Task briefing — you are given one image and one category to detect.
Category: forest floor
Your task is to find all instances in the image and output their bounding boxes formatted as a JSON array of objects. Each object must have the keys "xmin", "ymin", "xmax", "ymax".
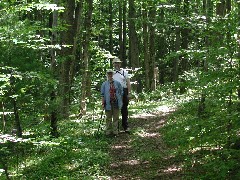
[{"xmin": 105, "ymin": 105, "xmax": 184, "ymax": 180}]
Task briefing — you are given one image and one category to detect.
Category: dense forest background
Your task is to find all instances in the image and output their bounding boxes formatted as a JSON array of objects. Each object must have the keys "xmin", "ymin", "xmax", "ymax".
[{"xmin": 0, "ymin": 0, "xmax": 239, "ymax": 179}]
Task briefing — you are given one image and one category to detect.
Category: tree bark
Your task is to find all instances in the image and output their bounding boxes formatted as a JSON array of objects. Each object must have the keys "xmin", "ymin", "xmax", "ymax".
[
  {"xmin": 198, "ymin": 0, "xmax": 212, "ymax": 117},
  {"xmin": 13, "ymin": 99, "xmax": 22, "ymax": 137},
  {"xmin": 59, "ymin": 0, "xmax": 75, "ymax": 119},
  {"xmin": 148, "ymin": 5, "xmax": 156, "ymax": 90},
  {"xmin": 142, "ymin": 3, "xmax": 150, "ymax": 90},
  {"xmin": 80, "ymin": 0, "xmax": 93, "ymax": 115},
  {"xmin": 237, "ymin": 1, "xmax": 240, "ymax": 106},
  {"xmin": 158, "ymin": 9, "xmax": 166, "ymax": 84},
  {"xmin": 128, "ymin": 0, "xmax": 139, "ymax": 68},
  {"xmin": 70, "ymin": 0, "xmax": 84, "ymax": 84},
  {"xmin": 109, "ymin": 0, "xmax": 113, "ymax": 54},
  {"xmin": 216, "ymin": 0, "xmax": 225, "ymax": 16},
  {"xmin": 118, "ymin": 0, "xmax": 124, "ymax": 63},
  {"xmin": 173, "ymin": 0, "xmax": 181, "ymax": 85},
  {"xmin": 180, "ymin": 0, "xmax": 189, "ymax": 93},
  {"xmin": 49, "ymin": 0, "xmax": 59, "ymax": 137},
  {"xmin": 122, "ymin": 0, "xmax": 127, "ymax": 67}
]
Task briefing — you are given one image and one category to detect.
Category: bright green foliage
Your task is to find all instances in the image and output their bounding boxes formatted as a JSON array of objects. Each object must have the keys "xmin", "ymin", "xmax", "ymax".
[
  {"xmin": 0, "ymin": 0, "xmax": 240, "ymax": 179},
  {"xmin": 161, "ymin": 94, "xmax": 240, "ymax": 179},
  {"xmin": 0, "ymin": 115, "xmax": 111, "ymax": 179}
]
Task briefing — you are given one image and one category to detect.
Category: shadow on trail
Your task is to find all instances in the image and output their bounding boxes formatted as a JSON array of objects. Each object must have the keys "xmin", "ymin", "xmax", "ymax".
[{"xmin": 106, "ymin": 107, "xmax": 184, "ymax": 180}]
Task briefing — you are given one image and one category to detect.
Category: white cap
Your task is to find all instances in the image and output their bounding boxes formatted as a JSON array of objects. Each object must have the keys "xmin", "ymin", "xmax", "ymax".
[
  {"xmin": 106, "ymin": 69, "xmax": 114, "ymax": 73},
  {"xmin": 112, "ymin": 58, "xmax": 122, "ymax": 63}
]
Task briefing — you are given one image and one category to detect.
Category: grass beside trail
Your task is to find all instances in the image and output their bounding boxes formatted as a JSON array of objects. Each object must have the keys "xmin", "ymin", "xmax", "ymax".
[
  {"xmin": 4, "ymin": 95, "xmax": 238, "ymax": 179},
  {"xmin": 2, "ymin": 99, "xmax": 181, "ymax": 179}
]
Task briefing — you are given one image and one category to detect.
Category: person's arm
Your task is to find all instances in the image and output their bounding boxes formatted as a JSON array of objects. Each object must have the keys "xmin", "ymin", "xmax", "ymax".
[
  {"xmin": 127, "ymin": 78, "xmax": 131, "ymax": 95},
  {"xmin": 102, "ymin": 97, "xmax": 105, "ymax": 109},
  {"xmin": 124, "ymin": 70, "xmax": 131, "ymax": 95},
  {"xmin": 101, "ymin": 82, "xmax": 105, "ymax": 109}
]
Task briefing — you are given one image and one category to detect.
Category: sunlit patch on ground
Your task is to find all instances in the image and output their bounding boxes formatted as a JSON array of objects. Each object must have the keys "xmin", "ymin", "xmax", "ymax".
[
  {"xmin": 111, "ymin": 145, "xmax": 131, "ymax": 150},
  {"xmin": 156, "ymin": 105, "xmax": 173, "ymax": 113},
  {"xmin": 136, "ymin": 131, "xmax": 159, "ymax": 138},
  {"xmin": 131, "ymin": 105, "xmax": 176, "ymax": 119},
  {"xmin": 131, "ymin": 113, "xmax": 156, "ymax": 119},
  {"xmin": 162, "ymin": 165, "xmax": 182, "ymax": 174},
  {"xmin": 110, "ymin": 159, "xmax": 141, "ymax": 168}
]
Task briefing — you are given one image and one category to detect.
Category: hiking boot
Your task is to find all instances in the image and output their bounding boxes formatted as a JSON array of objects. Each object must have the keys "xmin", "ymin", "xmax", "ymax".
[{"xmin": 124, "ymin": 127, "xmax": 130, "ymax": 133}]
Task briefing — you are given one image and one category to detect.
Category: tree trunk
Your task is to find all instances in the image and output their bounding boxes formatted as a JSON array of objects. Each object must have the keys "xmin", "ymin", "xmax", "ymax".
[
  {"xmin": 1, "ymin": 102, "xmax": 6, "ymax": 133},
  {"xmin": 71, "ymin": 0, "xmax": 84, "ymax": 86},
  {"xmin": 118, "ymin": 0, "xmax": 124, "ymax": 64},
  {"xmin": 142, "ymin": 4, "xmax": 150, "ymax": 90},
  {"xmin": 0, "ymin": 158, "xmax": 10, "ymax": 180},
  {"xmin": 173, "ymin": 0, "xmax": 181, "ymax": 85},
  {"xmin": 158, "ymin": 9, "xmax": 166, "ymax": 84},
  {"xmin": 59, "ymin": 0, "xmax": 75, "ymax": 119},
  {"xmin": 148, "ymin": 5, "xmax": 156, "ymax": 91},
  {"xmin": 198, "ymin": 0, "xmax": 212, "ymax": 118},
  {"xmin": 13, "ymin": 99, "xmax": 22, "ymax": 137},
  {"xmin": 237, "ymin": 1, "xmax": 240, "ymax": 108},
  {"xmin": 216, "ymin": 0, "xmax": 225, "ymax": 16},
  {"xmin": 49, "ymin": 0, "xmax": 59, "ymax": 137},
  {"xmin": 10, "ymin": 75, "xmax": 22, "ymax": 137},
  {"xmin": 128, "ymin": 0, "xmax": 139, "ymax": 68},
  {"xmin": 80, "ymin": 0, "xmax": 93, "ymax": 116},
  {"xmin": 128, "ymin": 0, "xmax": 140, "ymax": 91},
  {"xmin": 109, "ymin": 0, "xmax": 113, "ymax": 54},
  {"xmin": 226, "ymin": 0, "xmax": 231, "ymax": 13},
  {"xmin": 122, "ymin": 0, "xmax": 127, "ymax": 67},
  {"xmin": 180, "ymin": 0, "xmax": 189, "ymax": 94},
  {"xmin": 173, "ymin": 27, "xmax": 180, "ymax": 83}
]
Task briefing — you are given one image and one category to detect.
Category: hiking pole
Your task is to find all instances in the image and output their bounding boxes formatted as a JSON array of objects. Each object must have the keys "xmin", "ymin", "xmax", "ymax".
[{"xmin": 97, "ymin": 109, "xmax": 104, "ymax": 135}]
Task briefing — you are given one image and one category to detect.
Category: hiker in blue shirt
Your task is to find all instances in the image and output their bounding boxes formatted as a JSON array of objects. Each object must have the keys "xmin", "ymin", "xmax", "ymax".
[{"xmin": 101, "ymin": 69, "xmax": 123, "ymax": 137}]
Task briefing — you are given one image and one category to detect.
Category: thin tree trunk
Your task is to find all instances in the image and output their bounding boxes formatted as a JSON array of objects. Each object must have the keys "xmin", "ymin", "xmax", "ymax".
[
  {"xmin": 59, "ymin": 0, "xmax": 75, "ymax": 119},
  {"xmin": 9, "ymin": 74, "xmax": 22, "ymax": 137},
  {"xmin": 128, "ymin": 0, "xmax": 139, "ymax": 67},
  {"xmin": 13, "ymin": 99, "xmax": 22, "ymax": 137},
  {"xmin": 49, "ymin": 0, "xmax": 59, "ymax": 137},
  {"xmin": 118, "ymin": 0, "xmax": 124, "ymax": 62},
  {"xmin": 198, "ymin": 0, "xmax": 212, "ymax": 119},
  {"xmin": 70, "ymin": 0, "xmax": 84, "ymax": 87},
  {"xmin": 0, "ymin": 158, "xmax": 10, "ymax": 180},
  {"xmin": 216, "ymin": 0, "xmax": 226, "ymax": 16},
  {"xmin": 226, "ymin": 0, "xmax": 231, "ymax": 13},
  {"xmin": 158, "ymin": 9, "xmax": 166, "ymax": 84},
  {"xmin": 173, "ymin": 0, "xmax": 181, "ymax": 85},
  {"xmin": 80, "ymin": 0, "xmax": 93, "ymax": 115},
  {"xmin": 173, "ymin": 27, "xmax": 180, "ymax": 83},
  {"xmin": 180, "ymin": 0, "xmax": 189, "ymax": 94},
  {"xmin": 142, "ymin": 4, "xmax": 150, "ymax": 90},
  {"xmin": 122, "ymin": 0, "xmax": 127, "ymax": 67},
  {"xmin": 1, "ymin": 101, "xmax": 6, "ymax": 133},
  {"xmin": 237, "ymin": 1, "xmax": 240, "ymax": 109},
  {"xmin": 109, "ymin": 0, "xmax": 113, "ymax": 54},
  {"xmin": 149, "ymin": 5, "xmax": 156, "ymax": 91}
]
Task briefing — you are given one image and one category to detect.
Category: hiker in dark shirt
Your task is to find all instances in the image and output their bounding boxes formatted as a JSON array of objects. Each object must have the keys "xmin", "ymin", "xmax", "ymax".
[{"xmin": 112, "ymin": 57, "xmax": 131, "ymax": 133}]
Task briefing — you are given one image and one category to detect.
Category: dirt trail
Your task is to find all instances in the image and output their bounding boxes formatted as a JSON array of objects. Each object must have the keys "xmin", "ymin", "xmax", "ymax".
[{"xmin": 106, "ymin": 106, "xmax": 183, "ymax": 179}]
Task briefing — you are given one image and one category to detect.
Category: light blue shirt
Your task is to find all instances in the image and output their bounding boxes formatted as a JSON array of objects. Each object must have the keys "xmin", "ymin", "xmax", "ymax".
[{"xmin": 101, "ymin": 80, "xmax": 123, "ymax": 110}]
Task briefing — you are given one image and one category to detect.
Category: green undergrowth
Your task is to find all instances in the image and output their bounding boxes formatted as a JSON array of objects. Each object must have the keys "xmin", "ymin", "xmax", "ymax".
[
  {"xmin": 0, "ymin": 114, "xmax": 114, "ymax": 179},
  {"xmin": 1, "ymin": 89, "xmax": 239, "ymax": 179},
  {"xmin": 161, "ymin": 98, "xmax": 240, "ymax": 179}
]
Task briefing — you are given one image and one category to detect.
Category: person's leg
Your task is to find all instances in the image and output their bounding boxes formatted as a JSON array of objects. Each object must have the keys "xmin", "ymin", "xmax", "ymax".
[
  {"xmin": 105, "ymin": 110, "xmax": 113, "ymax": 135},
  {"xmin": 121, "ymin": 88, "xmax": 129, "ymax": 131},
  {"xmin": 112, "ymin": 108, "xmax": 119, "ymax": 135}
]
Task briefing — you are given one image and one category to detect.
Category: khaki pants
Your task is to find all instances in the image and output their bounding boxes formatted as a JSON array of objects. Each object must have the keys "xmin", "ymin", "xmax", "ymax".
[{"xmin": 105, "ymin": 106, "xmax": 119, "ymax": 135}]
